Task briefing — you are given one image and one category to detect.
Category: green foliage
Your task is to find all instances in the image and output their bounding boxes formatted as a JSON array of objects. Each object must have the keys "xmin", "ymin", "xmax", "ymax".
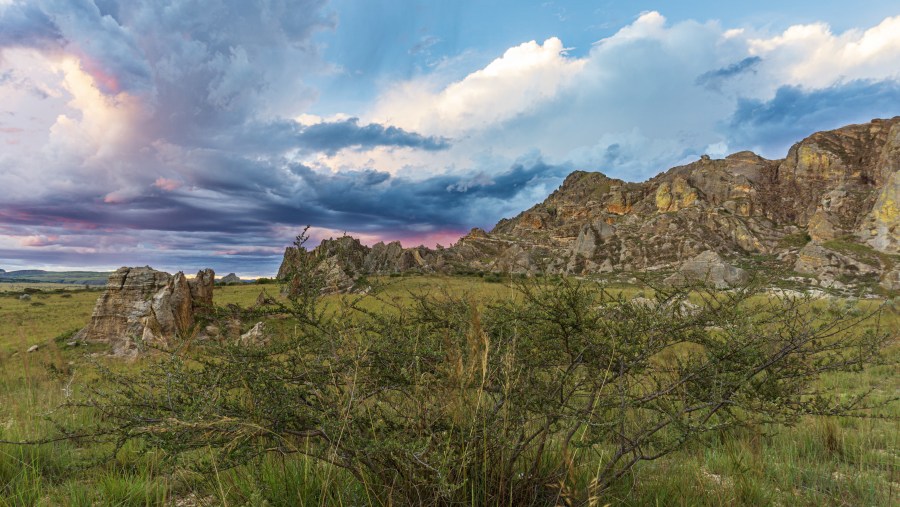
[
  {"xmin": 483, "ymin": 272, "xmax": 504, "ymax": 283},
  {"xmin": 47, "ymin": 235, "xmax": 895, "ymax": 505},
  {"xmin": 778, "ymin": 231, "xmax": 812, "ymax": 249},
  {"xmin": 824, "ymin": 238, "xmax": 899, "ymax": 270}
]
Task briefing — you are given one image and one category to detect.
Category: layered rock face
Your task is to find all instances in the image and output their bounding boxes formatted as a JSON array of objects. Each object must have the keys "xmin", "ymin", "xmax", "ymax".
[
  {"xmin": 75, "ymin": 266, "xmax": 215, "ymax": 353},
  {"xmin": 280, "ymin": 118, "xmax": 900, "ymax": 293}
]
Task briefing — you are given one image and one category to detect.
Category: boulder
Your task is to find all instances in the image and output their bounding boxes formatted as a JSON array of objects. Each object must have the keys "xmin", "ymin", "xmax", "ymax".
[
  {"xmin": 239, "ymin": 322, "xmax": 268, "ymax": 346},
  {"xmin": 880, "ymin": 267, "xmax": 900, "ymax": 292},
  {"xmin": 794, "ymin": 243, "xmax": 879, "ymax": 281},
  {"xmin": 74, "ymin": 266, "xmax": 215, "ymax": 355},
  {"xmin": 254, "ymin": 289, "xmax": 275, "ymax": 307},
  {"xmin": 572, "ymin": 225, "xmax": 597, "ymax": 257},
  {"xmin": 665, "ymin": 251, "xmax": 748, "ymax": 288},
  {"xmin": 655, "ymin": 176, "xmax": 699, "ymax": 213}
]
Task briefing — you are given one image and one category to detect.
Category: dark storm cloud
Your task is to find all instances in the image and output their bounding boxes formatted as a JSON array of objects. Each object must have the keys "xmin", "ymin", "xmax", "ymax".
[
  {"xmin": 727, "ymin": 79, "xmax": 900, "ymax": 155},
  {"xmin": 695, "ymin": 56, "xmax": 761, "ymax": 90},
  {"xmin": 231, "ymin": 118, "xmax": 450, "ymax": 155},
  {"xmin": 1, "ymin": 155, "xmax": 569, "ymax": 273},
  {"xmin": 294, "ymin": 118, "xmax": 450, "ymax": 154},
  {"xmin": 280, "ymin": 159, "xmax": 568, "ymax": 231},
  {"xmin": 3, "ymin": 159, "xmax": 567, "ymax": 238}
]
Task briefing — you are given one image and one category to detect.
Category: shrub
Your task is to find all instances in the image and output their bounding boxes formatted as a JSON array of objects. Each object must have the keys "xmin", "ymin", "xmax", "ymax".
[
  {"xmin": 483, "ymin": 272, "xmax": 503, "ymax": 283},
  {"xmin": 43, "ymin": 231, "xmax": 896, "ymax": 505}
]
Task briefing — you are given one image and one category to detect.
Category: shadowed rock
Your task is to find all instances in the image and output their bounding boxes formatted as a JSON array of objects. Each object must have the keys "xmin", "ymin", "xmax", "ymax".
[{"xmin": 664, "ymin": 251, "xmax": 748, "ymax": 288}]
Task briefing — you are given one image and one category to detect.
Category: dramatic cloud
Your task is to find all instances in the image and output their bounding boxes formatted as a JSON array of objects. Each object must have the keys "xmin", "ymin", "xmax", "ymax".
[
  {"xmin": 0, "ymin": 158, "xmax": 565, "ymax": 275},
  {"xmin": 359, "ymin": 11, "xmax": 900, "ymax": 182},
  {"xmin": 0, "ymin": 2, "xmax": 63, "ymax": 50},
  {"xmin": 745, "ymin": 15, "xmax": 900, "ymax": 88},
  {"xmin": 228, "ymin": 118, "xmax": 450, "ymax": 156},
  {"xmin": 372, "ymin": 36, "xmax": 586, "ymax": 135},
  {"xmin": 2, "ymin": 3, "xmax": 900, "ymax": 275}
]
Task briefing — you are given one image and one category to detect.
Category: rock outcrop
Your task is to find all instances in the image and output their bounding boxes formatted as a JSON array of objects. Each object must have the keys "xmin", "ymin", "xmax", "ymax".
[
  {"xmin": 220, "ymin": 273, "xmax": 242, "ymax": 285},
  {"xmin": 75, "ymin": 266, "xmax": 215, "ymax": 354},
  {"xmin": 277, "ymin": 235, "xmax": 447, "ymax": 294},
  {"xmin": 279, "ymin": 118, "xmax": 900, "ymax": 294},
  {"xmin": 239, "ymin": 322, "xmax": 268, "ymax": 346},
  {"xmin": 664, "ymin": 251, "xmax": 749, "ymax": 288}
]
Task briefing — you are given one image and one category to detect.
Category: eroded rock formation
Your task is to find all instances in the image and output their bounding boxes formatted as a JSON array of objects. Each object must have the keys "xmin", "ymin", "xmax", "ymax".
[
  {"xmin": 75, "ymin": 266, "xmax": 215, "ymax": 354},
  {"xmin": 279, "ymin": 118, "xmax": 900, "ymax": 294}
]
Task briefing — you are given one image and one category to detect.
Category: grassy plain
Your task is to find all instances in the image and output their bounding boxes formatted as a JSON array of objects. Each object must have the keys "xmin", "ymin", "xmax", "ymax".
[{"xmin": 0, "ymin": 277, "xmax": 896, "ymax": 506}]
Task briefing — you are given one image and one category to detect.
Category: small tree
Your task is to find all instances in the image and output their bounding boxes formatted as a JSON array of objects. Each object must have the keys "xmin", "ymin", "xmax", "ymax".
[{"xmin": 45, "ymin": 233, "xmax": 897, "ymax": 504}]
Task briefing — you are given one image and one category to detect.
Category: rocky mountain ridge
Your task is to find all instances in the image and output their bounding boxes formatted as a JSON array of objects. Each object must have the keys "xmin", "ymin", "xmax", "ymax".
[{"xmin": 280, "ymin": 118, "xmax": 900, "ymax": 293}]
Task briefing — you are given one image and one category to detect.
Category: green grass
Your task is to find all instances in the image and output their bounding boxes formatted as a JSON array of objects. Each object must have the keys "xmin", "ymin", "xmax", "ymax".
[
  {"xmin": 0, "ymin": 278, "xmax": 896, "ymax": 505},
  {"xmin": 823, "ymin": 238, "xmax": 900, "ymax": 270},
  {"xmin": 0, "ymin": 271, "xmax": 111, "ymax": 286},
  {"xmin": 778, "ymin": 231, "xmax": 812, "ymax": 249}
]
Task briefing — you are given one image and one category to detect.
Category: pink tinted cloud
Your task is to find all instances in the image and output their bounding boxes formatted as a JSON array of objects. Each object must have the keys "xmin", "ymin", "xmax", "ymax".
[
  {"xmin": 380, "ymin": 229, "xmax": 468, "ymax": 249},
  {"xmin": 214, "ymin": 246, "xmax": 286, "ymax": 256},
  {"xmin": 77, "ymin": 57, "xmax": 122, "ymax": 95},
  {"xmin": 272, "ymin": 226, "xmax": 468, "ymax": 250},
  {"xmin": 20, "ymin": 235, "xmax": 60, "ymax": 247},
  {"xmin": 0, "ymin": 209, "xmax": 102, "ymax": 231},
  {"xmin": 154, "ymin": 177, "xmax": 182, "ymax": 192}
]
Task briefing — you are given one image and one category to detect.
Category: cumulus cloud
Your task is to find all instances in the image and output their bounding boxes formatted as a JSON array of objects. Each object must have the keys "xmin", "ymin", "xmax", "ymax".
[
  {"xmin": 0, "ymin": 1, "xmax": 445, "ymax": 199},
  {"xmin": 0, "ymin": 2, "xmax": 63, "ymax": 50},
  {"xmin": 371, "ymin": 37, "xmax": 586, "ymax": 135},
  {"xmin": 746, "ymin": 16, "xmax": 900, "ymax": 88},
  {"xmin": 361, "ymin": 11, "xmax": 900, "ymax": 180}
]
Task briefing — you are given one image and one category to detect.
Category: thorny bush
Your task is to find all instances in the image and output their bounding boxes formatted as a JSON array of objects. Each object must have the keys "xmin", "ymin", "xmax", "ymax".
[{"xmin": 47, "ymin": 231, "xmax": 897, "ymax": 505}]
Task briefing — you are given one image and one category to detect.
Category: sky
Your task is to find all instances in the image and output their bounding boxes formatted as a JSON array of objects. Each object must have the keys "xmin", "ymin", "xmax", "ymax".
[{"xmin": 1, "ymin": 1, "xmax": 899, "ymax": 277}]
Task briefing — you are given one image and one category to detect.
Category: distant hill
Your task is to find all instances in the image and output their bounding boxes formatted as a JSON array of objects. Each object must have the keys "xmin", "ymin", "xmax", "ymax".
[{"xmin": 0, "ymin": 270, "xmax": 111, "ymax": 285}]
